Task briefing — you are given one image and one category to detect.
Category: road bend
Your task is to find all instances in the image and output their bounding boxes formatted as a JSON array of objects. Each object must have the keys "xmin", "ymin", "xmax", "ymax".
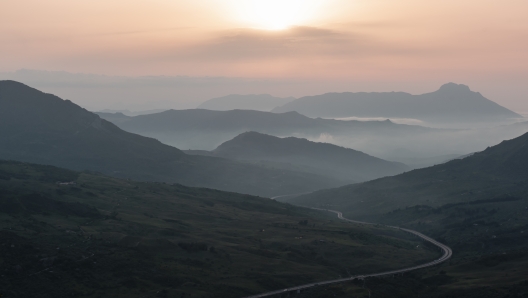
[{"xmin": 242, "ymin": 208, "xmax": 452, "ymax": 298}]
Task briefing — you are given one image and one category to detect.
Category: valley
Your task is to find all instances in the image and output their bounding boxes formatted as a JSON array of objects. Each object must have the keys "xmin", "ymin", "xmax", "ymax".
[{"xmin": 0, "ymin": 160, "xmax": 438, "ymax": 298}]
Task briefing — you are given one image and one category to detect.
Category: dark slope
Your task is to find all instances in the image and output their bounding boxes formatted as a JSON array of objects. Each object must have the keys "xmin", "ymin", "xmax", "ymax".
[
  {"xmin": 197, "ymin": 94, "xmax": 293, "ymax": 111},
  {"xmin": 286, "ymin": 132, "xmax": 528, "ymax": 270},
  {"xmin": 209, "ymin": 132, "xmax": 409, "ymax": 182},
  {"xmin": 273, "ymin": 83, "xmax": 522, "ymax": 123},
  {"xmin": 0, "ymin": 160, "xmax": 437, "ymax": 297},
  {"xmin": 289, "ymin": 131, "xmax": 528, "ymax": 219},
  {"xmin": 100, "ymin": 108, "xmax": 436, "ymax": 150},
  {"xmin": 0, "ymin": 80, "xmax": 342, "ymax": 196}
]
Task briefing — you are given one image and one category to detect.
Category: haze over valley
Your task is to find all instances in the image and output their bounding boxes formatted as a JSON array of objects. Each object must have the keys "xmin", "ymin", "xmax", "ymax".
[{"xmin": 2, "ymin": 1, "xmax": 528, "ymax": 297}]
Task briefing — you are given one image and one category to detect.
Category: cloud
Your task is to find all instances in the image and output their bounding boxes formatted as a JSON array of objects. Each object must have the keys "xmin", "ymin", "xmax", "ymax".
[
  {"xmin": 167, "ymin": 26, "xmax": 373, "ymax": 61},
  {"xmin": 155, "ymin": 25, "xmax": 445, "ymax": 67}
]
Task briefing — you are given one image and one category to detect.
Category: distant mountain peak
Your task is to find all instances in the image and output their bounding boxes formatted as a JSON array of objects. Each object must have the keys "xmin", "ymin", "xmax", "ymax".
[
  {"xmin": 272, "ymin": 83, "xmax": 520, "ymax": 122},
  {"xmin": 197, "ymin": 94, "xmax": 294, "ymax": 112},
  {"xmin": 437, "ymin": 82, "xmax": 472, "ymax": 93}
]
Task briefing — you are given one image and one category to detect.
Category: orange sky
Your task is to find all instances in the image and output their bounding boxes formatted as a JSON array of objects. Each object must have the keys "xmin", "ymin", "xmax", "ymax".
[{"xmin": 1, "ymin": 0, "xmax": 527, "ymax": 111}]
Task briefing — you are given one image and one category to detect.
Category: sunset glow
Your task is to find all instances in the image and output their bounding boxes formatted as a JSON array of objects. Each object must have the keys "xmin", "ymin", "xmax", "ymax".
[
  {"xmin": 231, "ymin": 0, "xmax": 325, "ymax": 30},
  {"xmin": 1, "ymin": 0, "xmax": 528, "ymax": 111}
]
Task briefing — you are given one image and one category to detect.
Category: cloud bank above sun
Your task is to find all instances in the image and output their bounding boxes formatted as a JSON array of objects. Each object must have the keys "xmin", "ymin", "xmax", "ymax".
[{"xmin": 228, "ymin": 0, "xmax": 327, "ymax": 30}]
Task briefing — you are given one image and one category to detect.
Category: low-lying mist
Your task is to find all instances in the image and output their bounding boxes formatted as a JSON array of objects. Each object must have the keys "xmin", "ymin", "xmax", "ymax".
[{"xmin": 309, "ymin": 121, "xmax": 528, "ymax": 168}]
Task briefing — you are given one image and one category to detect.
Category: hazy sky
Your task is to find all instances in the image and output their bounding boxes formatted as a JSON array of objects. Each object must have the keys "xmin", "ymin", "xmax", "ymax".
[{"xmin": 1, "ymin": 0, "xmax": 527, "ymax": 112}]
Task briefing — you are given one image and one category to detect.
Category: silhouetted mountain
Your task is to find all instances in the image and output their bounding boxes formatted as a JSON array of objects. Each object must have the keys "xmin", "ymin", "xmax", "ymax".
[
  {"xmin": 197, "ymin": 94, "xmax": 294, "ymax": 111},
  {"xmin": 0, "ymin": 80, "xmax": 343, "ymax": 196},
  {"xmin": 99, "ymin": 109, "xmax": 436, "ymax": 150},
  {"xmin": 272, "ymin": 83, "xmax": 522, "ymax": 124},
  {"xmin": 192, "ymin": 132, "xmax": 409, "ymax": 182},
  {"xmin": 288, "ymin": 131, "xmax": 528, "ymax": 220}
]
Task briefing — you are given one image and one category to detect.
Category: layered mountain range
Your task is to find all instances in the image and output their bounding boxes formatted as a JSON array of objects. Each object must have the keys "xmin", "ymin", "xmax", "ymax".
[
  {"xmin": 0, "ymin": 80, "xmax": 343, "ymax": 196},
  {"xmin": 97, "ymin": 109, "xmax": 436, "ymax": 150},
  {"xmin": 197, "ymin": 94, "xmax": 294, "ymax": 111}
]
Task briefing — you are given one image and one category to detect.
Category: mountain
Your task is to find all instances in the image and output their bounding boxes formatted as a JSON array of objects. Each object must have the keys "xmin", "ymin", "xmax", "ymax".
[
  {"xmin": 0, "ymin": 160, "xmax": 435, "ymax": 297},
  {"xmin": 197, "ymin": 94, "xmax": 294, "ymax": 111},
  {"xmin": 99, "ymin": 108, "xmax": 436, "ymax": 150},
  {"xmin": 272, "ymin": 83, "xmax": 522, "ymax": 124},
  {"xmin": 0, "ymin": 80, "xmax": 344, "ymax": 196},
  {"xmin": 284, "ymin": 131, "xmax": 528, "ymax": 296},
  {"xmin": 288, "ymin": 131, "xmax": 528, "ymax": 219},
  {"xmin": 188, "ymin": 131, "xmax": 409, "ymax": 183}
]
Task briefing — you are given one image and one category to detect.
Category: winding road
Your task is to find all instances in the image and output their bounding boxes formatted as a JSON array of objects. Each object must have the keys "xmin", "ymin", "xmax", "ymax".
[{"xmin": 243, "ymin": 207, "xmax": 452, "ymax": 298}]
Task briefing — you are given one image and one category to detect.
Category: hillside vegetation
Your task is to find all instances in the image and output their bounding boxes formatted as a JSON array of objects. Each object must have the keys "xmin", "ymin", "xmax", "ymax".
[
  {"xmin": 0, "ymin": 160, "xmax": 438, "ymax": 298},
  {"xmin": 284, "ymin": 132, "xmax": 528, "ymax": 296}
]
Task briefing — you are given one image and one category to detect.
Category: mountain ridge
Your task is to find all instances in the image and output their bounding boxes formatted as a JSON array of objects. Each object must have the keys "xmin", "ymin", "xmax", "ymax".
[
  {"xmin": 0, "ymin": 80, "xmax": 343, "ymax": 197},
  {"xmin": 272, "ymin": 83, "xmax": 522, "ymax": 123},
  {"xmin": 207, "ymin": 131, "xmax": 409, "ymax": 182},
  {"xmin": 198, "ymin": 94, "xmax": 294, "ymax": 111},
  {"xmin": 99, "ymin": 108, "xmax": 437, "ymax": 150}
]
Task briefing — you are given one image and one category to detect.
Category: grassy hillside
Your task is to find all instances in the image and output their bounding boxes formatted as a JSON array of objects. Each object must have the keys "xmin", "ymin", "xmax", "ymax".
[
  {"xmin": 0, "ymin": 160, "xmax": 438, "ymax": 298},
  {"xmin": 283, "ymin": 132, "xmax": 528, "ymax": 296},
  {"xmin": 0, "ymin": 80, "xmax": 342, "ymax": 197}
]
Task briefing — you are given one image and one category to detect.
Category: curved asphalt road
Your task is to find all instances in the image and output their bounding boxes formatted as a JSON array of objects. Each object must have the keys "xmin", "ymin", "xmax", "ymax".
[{"xmin": 242, "ymin": 208, "xmax": 452, "ymax": 298}]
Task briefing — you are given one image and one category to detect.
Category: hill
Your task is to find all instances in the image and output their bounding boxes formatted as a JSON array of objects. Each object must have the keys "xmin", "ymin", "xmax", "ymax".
[
  {"xmin": 192, "ymin": 132, "xmax": 409, "ymax": 183},
  {"xmin": 197, "ymin": 94, "xmax": 294, "ymax": 111},
  {"xmin": 288, "ymin": 131, "xmax": 528, "ymax": 218},
  {"xmin": 286, "ymin": 131, "xmax": 528, "ymax": 252},
  {"xmin": 284, "ymin": 132, "xmax": 528, "ymax": 296},
  {"xmin": 99, "ymin": 108, "xmax": 436, "ymax": 150},
  {"xmin": 272, "ymin": 83, "xmax": 522, "ymax": 124},
  {"xmin": 0, "ymin": 160, "xmax": 438, "ymax": 297},
  {"xmin": 286, "ymin": 131, "xmax": 528, "ymax": 297},
  {"xmin": 0, "ymin": 80, "xmax": 344, "ymax": 197}
]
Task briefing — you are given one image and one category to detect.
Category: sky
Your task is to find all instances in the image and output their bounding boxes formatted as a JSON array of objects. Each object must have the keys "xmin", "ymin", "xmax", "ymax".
[{"xmin": 1, "ymin": 0, "xmax": 528, "ymax": 112}]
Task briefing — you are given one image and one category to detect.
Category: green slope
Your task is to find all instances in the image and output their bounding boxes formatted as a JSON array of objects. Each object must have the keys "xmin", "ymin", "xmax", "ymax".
[
  {"xmin": 0, "ymin": 80, "xmax": 342, "ymax": 197},
  {"xmin": 0, "ymin": 160, "xmax": 438, "ymax": 297}
]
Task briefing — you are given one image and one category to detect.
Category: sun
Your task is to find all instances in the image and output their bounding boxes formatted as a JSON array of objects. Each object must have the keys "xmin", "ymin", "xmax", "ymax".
[{"xmin": 233, "ymin": 0, "xmax": 323, "ymax": 30}]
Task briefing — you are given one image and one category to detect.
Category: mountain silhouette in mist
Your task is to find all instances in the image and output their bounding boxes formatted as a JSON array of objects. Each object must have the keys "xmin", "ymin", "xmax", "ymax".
[
  {"xmin": 188, "ymin": 132, "xmax": 409, "ymax": 183},
  {"xmin": 98, "ymin": 109, "xmax": 436, "ymax": 150},
  {"xmin": 0, "ymin": 80, "xmax": 343, "ymax": 196},
  {"xmin": 272, "ymin": 83, "xmax": 522, "ymax": 123},
  {"xmin": 198, "ymin": 94, "xmax": 294, "ymax": 111}
]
